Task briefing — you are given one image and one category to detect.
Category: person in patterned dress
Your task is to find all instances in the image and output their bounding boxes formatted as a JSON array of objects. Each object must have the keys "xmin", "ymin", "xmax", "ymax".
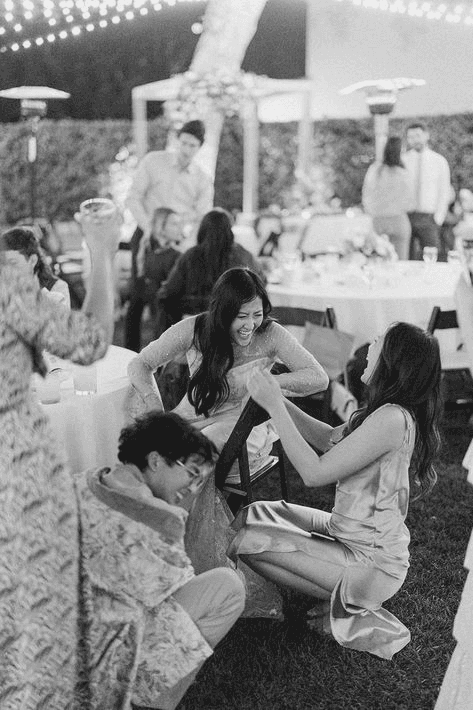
[{"xmin": 0, "ymin": 207, "xmax": 118, "ymax": 708}]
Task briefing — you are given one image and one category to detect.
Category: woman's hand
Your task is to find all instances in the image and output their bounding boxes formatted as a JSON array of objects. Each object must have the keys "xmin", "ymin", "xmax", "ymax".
[
  {"xmin": 75, "ymin": 203, "xmax": 122, "ymax": 257},
  {"xmin": 247, "ymin": 368, "xmax": 284, "ymax": 415}
]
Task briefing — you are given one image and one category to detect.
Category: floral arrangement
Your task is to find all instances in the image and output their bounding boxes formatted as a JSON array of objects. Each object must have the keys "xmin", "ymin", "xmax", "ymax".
[
  {"xmin": 343, "ymin": 229, "xmax": 397, "ymax": 262},
  {"xmin": 166, "ymin": 69, "xmax": 256, "ymax": 129}
]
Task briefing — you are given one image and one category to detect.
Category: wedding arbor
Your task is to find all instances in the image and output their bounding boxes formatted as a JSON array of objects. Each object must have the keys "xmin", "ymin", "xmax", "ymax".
[{"xmin": 131, "ymin": 73, "xmax": 312, "ymax": 216}]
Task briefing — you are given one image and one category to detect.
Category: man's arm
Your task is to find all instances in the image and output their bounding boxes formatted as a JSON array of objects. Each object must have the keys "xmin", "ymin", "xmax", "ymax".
[{"xmin": 434, "ymin": 155, "xmax": 452, "ymax": 226}]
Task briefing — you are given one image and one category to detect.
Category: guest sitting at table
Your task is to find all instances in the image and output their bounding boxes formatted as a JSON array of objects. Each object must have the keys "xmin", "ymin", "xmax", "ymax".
[
  {"xmin": 125, "ymin": 207, "xmax": 182, "ymax": 352},
  {"xmin": 157, "ymin": 208, "xmax": 264, "ymax": 325},
  {"xmin": 74, "ymin": 410, "xmax": 245, "ymax": 710},
  {"xmin": 127, "ymin": 267, "xmax": 328, "ymax": 575},
  {"xmin": 0, "ymin": 225, "xmax": 71, "ymax": 309},
  {"xmin": 0, "ymin": 204, "xmax": 118, "ymax": 707},
  {"xmin": 229, "ymin": 321, "xmax": 442, "ymax": 660},
  {"xmin": 362, "ymin": 136, "xmax": 414, "ymax": 260}
]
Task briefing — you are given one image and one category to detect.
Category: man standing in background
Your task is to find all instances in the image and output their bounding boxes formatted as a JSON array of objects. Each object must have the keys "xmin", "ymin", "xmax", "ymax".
[
  {"xmin": 125, "ymin": 119, "xmax": 213, "ymax": 350},
  {"xmin": 404, "ymin": 122, "xmax": 451, "ymax": 260},
  {"xmin": 126, "ymin": 119, "xmax": 214, "ymax": 281}
]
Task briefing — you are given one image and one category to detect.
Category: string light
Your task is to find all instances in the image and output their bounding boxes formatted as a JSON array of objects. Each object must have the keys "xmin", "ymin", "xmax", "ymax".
[
  {"xmin": 333, "ymin": 0, "xmax": 473, "ymax": 25},
  {"xmin": 0, "ymin": 0, "xmax": 206, "ymax": 52}
]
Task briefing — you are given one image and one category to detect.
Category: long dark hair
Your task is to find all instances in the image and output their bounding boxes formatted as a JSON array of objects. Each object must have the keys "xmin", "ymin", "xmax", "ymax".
[
  {"xmin": 0, "ymin": 226, "xmax": 57, "ymax": 290},
  {"xmin": 382, "ymin": 136, "xmax": 405, "ymax": 169},
  {"xmin": 194, "ymin": 208, "xmax": 235, "ymax": 289},
  {"xmin": 346, "ymin": 322, "xmax": 442, "ymax": 497},
  {"xmin": 188, "ymin": 267, "xmax": 273, "ymax": 416}
]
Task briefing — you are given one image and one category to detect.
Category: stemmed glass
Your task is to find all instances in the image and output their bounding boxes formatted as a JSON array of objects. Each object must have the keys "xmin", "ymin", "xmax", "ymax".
[
  {"xmin": 361, "ymin": 262, "xmax": 375, "ymax": 289},
  {"xmin": 423, "ymin": 246, "xmax": 438, "ymax": 265}
]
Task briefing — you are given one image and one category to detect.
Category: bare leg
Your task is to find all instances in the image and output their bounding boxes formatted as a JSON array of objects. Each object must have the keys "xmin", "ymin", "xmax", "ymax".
[{"xmin": 239, "ymin": 543, "xmax": 349, "ymax": 600}]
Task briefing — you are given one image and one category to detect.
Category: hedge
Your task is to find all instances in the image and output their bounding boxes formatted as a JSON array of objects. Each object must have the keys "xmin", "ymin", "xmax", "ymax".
[{"xmin": 1, "ymin": 112, "xmax": 473, "ymax": 225}]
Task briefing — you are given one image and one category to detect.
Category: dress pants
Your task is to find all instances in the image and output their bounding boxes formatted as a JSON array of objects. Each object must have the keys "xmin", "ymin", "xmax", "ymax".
[
  {"xmin": 408, "ymin": 211, "xmax": 441, "ymax": 260},
  {"xmin": 140, "ymin": 568, "xmax": 246, "ymax": 710}
]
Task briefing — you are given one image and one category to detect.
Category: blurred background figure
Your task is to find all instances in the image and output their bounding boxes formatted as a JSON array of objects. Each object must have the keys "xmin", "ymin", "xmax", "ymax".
[
  {"xmin": 0, "ymin": 225, "xmax": 71, "ymax": 310},
  {"xmin": 157, "ymin": 208, "xmax": 265, "ymax": 325},
  {"xmin": 439, "ymin": 186, "xmax": 463, "ymax": 262},
  {"xmin": 362, "ymin": 136, "xmax": 413, "ymax": 260},
  {"xmin": 403, "ymin": 122, "xmax": 451, "ymax": 261},
  {"xmin": 125, "ymin": 207, "xmax": 182, "ymax": 352}
]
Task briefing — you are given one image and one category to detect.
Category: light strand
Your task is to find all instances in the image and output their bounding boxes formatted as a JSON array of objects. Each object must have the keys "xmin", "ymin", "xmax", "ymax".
[
  {"xmin": 333, "ymin": 0, "xmax": 473, "ymax": 25},
  {"xmin": 0, "ymin": 0, "xmax": 206, "ymax": 52}
]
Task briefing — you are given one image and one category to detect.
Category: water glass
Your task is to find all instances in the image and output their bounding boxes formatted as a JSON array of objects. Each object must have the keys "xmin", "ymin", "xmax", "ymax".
[
  {"xmin": 447, "ymin": 250, "xmax": 462, "ymax": 268},
  {"xmin": 423, "ymin": 246, "xmax": 438, "ymax": 265},
  {"xmin": 73, "ymin": 364, "xmax": 97, "ymax": 396},
  {"xmin": 36, "ymin": 370, "xmax": 61, "ymax": 404},
  {"xmin": 79, "ymin": 197, "xmax": 116, "ymax": 219}
]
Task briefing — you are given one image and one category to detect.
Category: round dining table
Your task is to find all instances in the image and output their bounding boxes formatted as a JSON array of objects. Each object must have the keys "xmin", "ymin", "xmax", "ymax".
[
  {"xmin": 38, "ymin": 344, "xmax": 136, "ymax": 473},
  {"xmin": 268, "ymin": 260, "xmax": 463, "ymax": 349}
]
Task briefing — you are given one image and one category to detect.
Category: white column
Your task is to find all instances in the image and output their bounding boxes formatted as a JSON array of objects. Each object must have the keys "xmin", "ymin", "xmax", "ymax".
[
  {"xmin": 132, "ymin": 92, "xmax": 148, "ymax": 159},
  {"xmin": 373, "ymin": 113, "xmax": 390, "ymax": 163},
  {"xmin": 297, "ymin": 89, "xmax": 313, "ymax": 178},
  {"xmin": 242, "ymin": 100, "xmax": 259, "ymax": 216}
]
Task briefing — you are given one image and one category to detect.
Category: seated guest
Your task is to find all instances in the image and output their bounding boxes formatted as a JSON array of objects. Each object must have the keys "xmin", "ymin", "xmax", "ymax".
[
  {"xmin": 75, "ymin": 411, "xmax": 245, "ymax": 710},
  {"xmin": 0, "ymin": 205, "xmax": 118, "ymax": 707},
  {"xmin": 157, "ymin": 208, "xmax": 264, "ymax": 324},
  {"xmin": 127, "ymin": 267, "xmax": 328, "ymax": 575},
  {"xmin": 0, "ymin": 225, "xmax": 71, "ymax": 309},
  {"xmin": 125, "ymin": 207, "xmax": 182, "ymax": 352},
  {"xmin": 229, "ymin": 322, "xmax": 441, "ymax": 660}
]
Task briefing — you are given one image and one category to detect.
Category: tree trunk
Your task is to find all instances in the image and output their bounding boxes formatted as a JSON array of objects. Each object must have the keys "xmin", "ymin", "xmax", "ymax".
[{"xmin": 190, "ymin": 0, "xmax": 267, "ymax": 177}]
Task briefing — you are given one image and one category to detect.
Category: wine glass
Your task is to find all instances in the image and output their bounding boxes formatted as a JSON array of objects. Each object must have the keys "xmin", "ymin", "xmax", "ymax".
[
  {"xmin": 361, "ymin": 262, "xmax": 375, "ymax": 289},
  {"xmin": 423, "ymin": 246, "xmax": 438, "ymax": 265}
]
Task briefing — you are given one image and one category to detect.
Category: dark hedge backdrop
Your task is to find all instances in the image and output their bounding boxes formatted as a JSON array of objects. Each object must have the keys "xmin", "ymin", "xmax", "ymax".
[{"xmin": 1, "ymin": 112, "xmax": 472, "ymax": 225}]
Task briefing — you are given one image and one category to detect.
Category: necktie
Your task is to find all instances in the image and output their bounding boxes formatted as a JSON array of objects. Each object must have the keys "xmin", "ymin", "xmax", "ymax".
[{"xmin": 415, "ymin": 150, "xmax": 423, "ymax": 211}]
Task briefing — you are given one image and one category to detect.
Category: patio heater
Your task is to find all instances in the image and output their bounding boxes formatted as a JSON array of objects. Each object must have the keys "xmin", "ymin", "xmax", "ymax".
[
  {"xmin": 340, "ymin": 78, "xmax": 426, "ymax": 162},
  {"xmin": 0, "ymin": 86, "xmax": 70, "ymax": 222}
]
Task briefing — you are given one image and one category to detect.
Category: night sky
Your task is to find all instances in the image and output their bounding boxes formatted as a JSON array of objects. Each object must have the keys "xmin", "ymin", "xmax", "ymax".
[{"xmin": 0, "ymin": 0, "xmax": 306, "ymax": 122}]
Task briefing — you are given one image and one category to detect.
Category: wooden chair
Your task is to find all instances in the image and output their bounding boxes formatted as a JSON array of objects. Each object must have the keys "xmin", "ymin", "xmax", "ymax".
[
  {"xmin": 214, "ymin": 396, "xmax": 288, "ymax": 514},
  {"xmin": 427, "ymin": 306, "xmax": 473, "ymax": 408},
  {"xmin": 271, "ymin": 305, "xmax": 339, "ymax": 422}
]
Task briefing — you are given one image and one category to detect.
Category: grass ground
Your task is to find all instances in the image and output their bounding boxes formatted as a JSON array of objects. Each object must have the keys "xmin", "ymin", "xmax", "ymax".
[{"xmin": 113, "ymin": 318, "xmax": 473, "ymax": 710}]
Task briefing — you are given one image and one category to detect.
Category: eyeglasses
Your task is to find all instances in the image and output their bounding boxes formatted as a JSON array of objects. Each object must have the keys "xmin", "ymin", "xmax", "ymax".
[{"xmin": 175, "ymin": 459, "xmax": 206, "ymax": 480}]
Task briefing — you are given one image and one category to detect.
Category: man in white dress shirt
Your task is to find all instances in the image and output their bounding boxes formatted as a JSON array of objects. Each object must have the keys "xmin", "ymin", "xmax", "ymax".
[
  {"xmin": 124, "ymin": 120, "xmax": 214, "ymax": 350},
  {"xmin": 404, "ymin": 122, "xmax": 451, "ymax": 260}
]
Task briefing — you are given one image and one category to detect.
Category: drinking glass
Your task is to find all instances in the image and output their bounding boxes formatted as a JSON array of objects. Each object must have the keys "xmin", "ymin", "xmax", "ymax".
[
  {"xmin": 447, "ymin": 250, "xmax": 462, "ymax": 269},
  {"xmin": 73, "ymin": 364, "xmax": 97, "ymax": 395},
  {"xmin": 361, "ymin": 262, "xmax": 375, "ymax": 289},
  {"xmin": 79, "ymin": 197, "xmax": 116, "ymax": 219},
  {"xmin": 423, "ymin": 246, "xmax": 438, "ymax": 265},
  {"xmin": 36, "ymin": 370, "xmax": 61, "ymax": 404}
]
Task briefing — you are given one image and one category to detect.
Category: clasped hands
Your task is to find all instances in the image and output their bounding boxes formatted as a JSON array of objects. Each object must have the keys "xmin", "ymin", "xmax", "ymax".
[{"xmin": 246, "ymin": 368, "xmax": 284, "ymax": 415}]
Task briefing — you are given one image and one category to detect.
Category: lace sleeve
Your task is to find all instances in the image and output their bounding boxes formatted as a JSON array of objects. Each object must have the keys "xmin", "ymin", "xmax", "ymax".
[
  {"xmin": 266, "ymin": 321, "xmax": 329, "ymax": 397},
  {"xmin": 127, "ymin": 316, "xmax": 196, "ymax": 402},
  {"xmin": 1, "ymin": 264, "xmax": 107, "ymax": 365}
]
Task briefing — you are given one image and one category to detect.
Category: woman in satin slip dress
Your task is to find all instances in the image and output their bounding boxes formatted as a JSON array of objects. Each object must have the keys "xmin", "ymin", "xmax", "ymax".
[{"xmin": 229, "ymin": 321, "xmax": 442, "ymax": 659}]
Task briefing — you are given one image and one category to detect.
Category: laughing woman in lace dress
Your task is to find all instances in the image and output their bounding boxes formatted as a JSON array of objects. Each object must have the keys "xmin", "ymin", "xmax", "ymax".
[
  {"xmin": 0, "ymin": 208, "xmax": 118, "ymax": 708},
  {"xmin": 127, "ymin": 267, "xmax": 329, "ymax": 581}
]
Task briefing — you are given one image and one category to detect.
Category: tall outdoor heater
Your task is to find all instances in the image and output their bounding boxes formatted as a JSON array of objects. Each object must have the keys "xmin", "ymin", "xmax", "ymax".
[
  {"xmin": 340, "ymin": 78, "xmax": 426, "ymax": 162},
  {"xmin": 0, "ymin": 86, "xmax": 70, "ymax": 222}
]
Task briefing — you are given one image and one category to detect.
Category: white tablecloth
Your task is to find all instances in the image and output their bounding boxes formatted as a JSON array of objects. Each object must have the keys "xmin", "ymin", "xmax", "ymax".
[
  {"xmin": 268, "ymin": 261, "xmax": 462, "ymax": 349},
  {"xmin": 40, "ymin": 345, "xmax": 136, "ymax": 473}
]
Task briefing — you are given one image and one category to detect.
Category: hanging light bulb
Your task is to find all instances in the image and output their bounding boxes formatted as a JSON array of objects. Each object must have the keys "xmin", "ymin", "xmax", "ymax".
[{"xmin": 0, "ymin": 0, "xmax": 208, "ymax": 52}]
